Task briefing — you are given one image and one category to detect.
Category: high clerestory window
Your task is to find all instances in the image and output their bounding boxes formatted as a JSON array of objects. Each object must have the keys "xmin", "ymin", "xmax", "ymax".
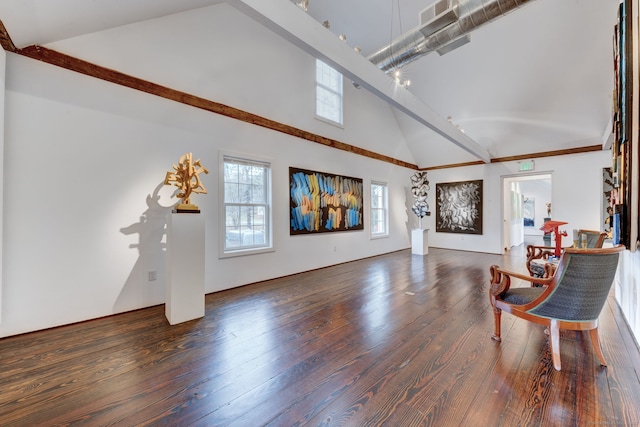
[{"xmin": 315, "ymin": 59, "xmax": 343, "ymax": 125}]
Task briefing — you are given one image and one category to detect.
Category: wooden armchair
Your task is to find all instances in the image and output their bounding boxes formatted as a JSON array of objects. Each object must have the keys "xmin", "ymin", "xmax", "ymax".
[
  {"xmin": 526, "ymin": 229, "xmax": 607, "ymax": 277},
  {"xmin": 489, "ymin": 245, "xmax": 624, "ymax": 371}
]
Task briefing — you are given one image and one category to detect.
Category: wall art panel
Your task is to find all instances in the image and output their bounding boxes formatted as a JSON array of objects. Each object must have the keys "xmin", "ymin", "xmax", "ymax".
[
  {"xmin": 436, "ymin": 180, "xmax": 483, "ymax": 234},
  {"xmin": 289, "ymin": 167, "xmax": 363, "ymax": 235}
]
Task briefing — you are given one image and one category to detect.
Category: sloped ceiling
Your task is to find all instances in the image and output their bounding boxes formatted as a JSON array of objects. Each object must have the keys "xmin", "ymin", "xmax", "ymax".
[
  {"xmin": 0, "ymin": 0, "xmax": 620, "ymax": 169},
  {"xmin": 306, "ymin": 0, "xmax": 619, "ymax": 167}
]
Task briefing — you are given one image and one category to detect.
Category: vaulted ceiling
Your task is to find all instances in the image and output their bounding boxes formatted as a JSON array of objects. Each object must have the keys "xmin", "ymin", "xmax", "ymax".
[{"xmin": 0, "ymin": 0, "xmax": 620, "ymax": 169}]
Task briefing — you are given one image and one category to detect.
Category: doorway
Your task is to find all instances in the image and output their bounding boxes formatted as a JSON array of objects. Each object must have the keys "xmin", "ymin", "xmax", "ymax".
[{"xmin": 502, "ymin": 173, "xmax": 552, "ymax": 253}]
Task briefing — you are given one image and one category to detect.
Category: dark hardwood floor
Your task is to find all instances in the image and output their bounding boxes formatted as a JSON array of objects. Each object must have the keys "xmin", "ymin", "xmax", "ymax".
[{"xmin": 2, "ymin": 246, "xmax": 640, "ymax": 426}]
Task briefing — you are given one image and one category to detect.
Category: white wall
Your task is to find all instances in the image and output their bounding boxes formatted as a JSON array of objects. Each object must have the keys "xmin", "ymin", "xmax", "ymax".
[
  {"xmin": 0, "ymin": 50, "xmax": 417, "ymax": 338},
  {"xmin": 0, "ymin": 49, "xmax": 620, "ymax": 338},
  {"xmin": 0, "ymin": 47, "xmax": 5, "ymax": 322},
  {"xmin": 2, "ymin": 68, "xmax": 632, "ymax": 345},
  {"xmin": 0, "ymin": 2, "xmax": 631, "ymax": 340},
  {"xmin": 420, "ymin": 148, "xmax": 640, "ymax": 346},
  {"xmin": 46, "ymin": 3, "xmax": 416, "ymax": 167},
  {"xmin": 422, "ymin": 151, "xmax": 612, "ymax": 254},
  {"xmin": 616, "ymin": 250, "xmax": 640, "ymax": 346}
]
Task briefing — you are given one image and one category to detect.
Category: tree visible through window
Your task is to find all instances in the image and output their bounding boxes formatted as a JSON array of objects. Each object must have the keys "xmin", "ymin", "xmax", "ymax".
[
  {"xmin": 316, "ymin": 59, "xmax": 343, "ymax": 125},
  {"xmin": 222, "ymin": 155, "xmax": 271, "ymax": 253},
  {"xmin": 371, "ymin": 182, "xmax": 388, "ymax": 237}
]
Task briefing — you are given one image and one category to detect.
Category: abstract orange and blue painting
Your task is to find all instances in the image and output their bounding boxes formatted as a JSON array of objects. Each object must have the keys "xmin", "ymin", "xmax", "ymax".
[{"xmin": 290, "ymin": 167, "xmax": 363, "ymax": 234}]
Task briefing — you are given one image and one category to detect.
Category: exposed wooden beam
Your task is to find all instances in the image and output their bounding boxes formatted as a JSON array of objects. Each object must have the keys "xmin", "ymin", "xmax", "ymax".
[
  {"xmin": 489, "ymin": 145, "xmax": 603, "ymax": 163},
  {"xmin": 418, "ymin": 145, "xmax": 605, "ymax": 171},
  {"xmin": 15, "ymin": 45, "xmax": 418, "ymax": 170},
  {"xmin": 422, "ymin": 160, "xmax": 486, "ymax": 171},
  {"xmin": 0, "ymin": 18, "xmax": 16, "ymax": 52}
]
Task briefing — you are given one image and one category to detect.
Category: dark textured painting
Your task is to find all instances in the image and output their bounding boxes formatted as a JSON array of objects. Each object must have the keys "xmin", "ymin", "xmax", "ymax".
[
  {"xmin": 436, "ymin": 180, "xmax": 483, "ymax": 234},
  {"xmin": 289, "ymin": 167, "xmax": 363, "ymax": 235}
]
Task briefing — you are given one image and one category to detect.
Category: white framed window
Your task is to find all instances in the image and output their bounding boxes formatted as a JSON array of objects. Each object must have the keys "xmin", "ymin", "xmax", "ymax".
[
  {"xmin": 316, "ymin": 59, "xmax": 343, "ymax": 125},
  {"xmin": 370, "ymin": 181, "xmax": 388, "ymax": 238},
  {"xmin": 220, "ymin": 153, "xmax": 272, "ymax": 257}
]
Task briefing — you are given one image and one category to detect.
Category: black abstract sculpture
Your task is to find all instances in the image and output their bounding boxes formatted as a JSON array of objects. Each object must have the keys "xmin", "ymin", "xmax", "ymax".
[{"xmin": 411, "ymin": 171, "xmax": 431, "ymax": 226}]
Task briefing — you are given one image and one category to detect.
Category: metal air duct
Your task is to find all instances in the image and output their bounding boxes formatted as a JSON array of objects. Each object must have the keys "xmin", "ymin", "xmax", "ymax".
[{"xmin": 367, "ymin": 0, "xmax": 535, "ymax": 73}]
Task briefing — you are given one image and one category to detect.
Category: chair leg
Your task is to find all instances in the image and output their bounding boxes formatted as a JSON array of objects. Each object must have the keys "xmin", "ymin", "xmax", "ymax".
[
  {"xmin": 589, "ymin": 327, "xmax": 607, "ymax": 367},
  {"xmin": 492, "ymin": 308, "xmax": 502, "ymax": 342},
  {"xmin": 549, "ymin": 319, "xmax": 561, "ymax": 371}
]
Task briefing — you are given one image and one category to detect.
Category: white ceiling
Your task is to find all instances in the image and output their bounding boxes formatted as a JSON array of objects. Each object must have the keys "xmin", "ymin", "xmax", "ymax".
[{"xmin": 0, "ymin": 0, "xmax": 620, "ymax": 168}]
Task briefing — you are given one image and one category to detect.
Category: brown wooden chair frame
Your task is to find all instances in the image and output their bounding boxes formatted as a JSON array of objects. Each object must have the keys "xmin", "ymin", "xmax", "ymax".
[
  {"xmin": 525, "ymin": 229, "xmax": 607, "ymax": 277},
  {"xmin": 490, "ymin": 245, "xmax": 624, "ymax": 371}
]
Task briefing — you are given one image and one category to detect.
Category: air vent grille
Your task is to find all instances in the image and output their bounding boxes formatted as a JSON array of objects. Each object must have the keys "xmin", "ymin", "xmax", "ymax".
[
  {"xmin": 420, "ymin": 0, "xmax": 451, "ymax": 24},
  {"xmin": 418, "ymin": 0, "xmax": 458, "ymax": 37}
]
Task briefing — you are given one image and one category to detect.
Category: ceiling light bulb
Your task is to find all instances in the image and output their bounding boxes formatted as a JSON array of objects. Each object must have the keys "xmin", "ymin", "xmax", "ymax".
[
  {"xmin": 339, "ymin": 34, "xmax": 347, "ymax": 41},
  {"xmin": 296, "ymin": 0, "xmax": 309, "ymax": 12}
]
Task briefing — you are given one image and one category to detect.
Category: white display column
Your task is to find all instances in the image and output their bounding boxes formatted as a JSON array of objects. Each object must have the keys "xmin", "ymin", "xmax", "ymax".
[
  {"xmin": 411, "ymin": 228, "xmax": 429, "ymax": 255},
  {"xmin": 166, "ymin": 213, "xmax": 205, "ymax": 325}
]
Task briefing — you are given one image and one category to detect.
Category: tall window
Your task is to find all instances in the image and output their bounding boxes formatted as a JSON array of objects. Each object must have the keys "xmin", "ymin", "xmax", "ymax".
[
  {"xmin": 316, "ymin": 59, "xmax": 343, "ymax": 125},
  {"xmin": 371, "ymin": 181, "xmax": 388, "ymax": 237},
  {"xmin": 221, "ymin": 155, "xmax": 271, "ymax": 255}
]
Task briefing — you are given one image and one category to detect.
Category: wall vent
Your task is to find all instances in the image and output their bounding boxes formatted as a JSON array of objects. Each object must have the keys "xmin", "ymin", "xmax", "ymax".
[{"xmin": 418, "ymin": 0, "xmax": 459, "ymax": 37}]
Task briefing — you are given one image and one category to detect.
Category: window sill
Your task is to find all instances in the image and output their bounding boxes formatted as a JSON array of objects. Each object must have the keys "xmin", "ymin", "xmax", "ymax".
[
  {"xmin": 314, "ymin": 115, "xmax": 344, "ymax": 129},
  {"xmin": 370, "ymin": 234, "xmax": 389, "ymax": 240},
  {"xmin": 219, "ymin": 246, "xmax": 275, "ymax": 259}
]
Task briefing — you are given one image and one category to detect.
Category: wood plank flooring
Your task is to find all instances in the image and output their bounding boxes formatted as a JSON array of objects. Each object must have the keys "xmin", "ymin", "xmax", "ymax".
[{"xmin": 1, "ymin": 246, "xmax": 639, "ymax": 426}]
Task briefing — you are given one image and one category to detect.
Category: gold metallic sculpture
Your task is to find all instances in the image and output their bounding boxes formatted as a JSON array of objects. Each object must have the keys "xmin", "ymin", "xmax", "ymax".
[{"xmin": 164, "ymin": 152, "xmax": 209, "ymax": 213}]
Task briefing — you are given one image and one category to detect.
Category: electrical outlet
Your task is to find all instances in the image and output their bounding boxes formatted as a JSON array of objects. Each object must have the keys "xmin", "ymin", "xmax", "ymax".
[{"xmin": 148, "ymin": 270, "xmax": 157, "ymax": 281}]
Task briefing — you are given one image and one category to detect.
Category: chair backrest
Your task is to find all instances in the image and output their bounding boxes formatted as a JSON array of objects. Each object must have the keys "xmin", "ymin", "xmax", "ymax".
[
  {"xmin": 528, "ymin": 245, "xmax": 624, "ymax": 321},
  {"xmin": 577, "ymin": 229, "xmax": 607, "ymax": 248}
]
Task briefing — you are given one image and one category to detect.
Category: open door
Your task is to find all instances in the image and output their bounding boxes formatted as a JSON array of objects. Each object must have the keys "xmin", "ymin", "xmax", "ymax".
[{"xmin": 502, "ymin": 173, "xmax": 552, "ymax": 253}]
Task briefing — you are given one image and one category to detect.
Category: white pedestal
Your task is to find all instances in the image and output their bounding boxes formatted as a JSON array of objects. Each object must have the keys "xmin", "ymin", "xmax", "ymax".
[
  {"xmin": 166, "ymin": 213, "xmax": 205, "ymax": 325},
  {"xmin": 411, "ymin": 228, "xmax": 429, "ymax": 255}
]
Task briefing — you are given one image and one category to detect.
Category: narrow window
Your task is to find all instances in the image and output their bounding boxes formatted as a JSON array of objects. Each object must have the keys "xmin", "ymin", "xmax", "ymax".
[
  {"xmin": 316, "ymin": 59, "xmax": 343, "ymax": 125},
  {"xmin": 221, "ymin": 155, "xmax": 272, "ymax": 256},
  {"xmin": 371, "ymin": 181, "xmax": 388, "ymax": 237}
]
